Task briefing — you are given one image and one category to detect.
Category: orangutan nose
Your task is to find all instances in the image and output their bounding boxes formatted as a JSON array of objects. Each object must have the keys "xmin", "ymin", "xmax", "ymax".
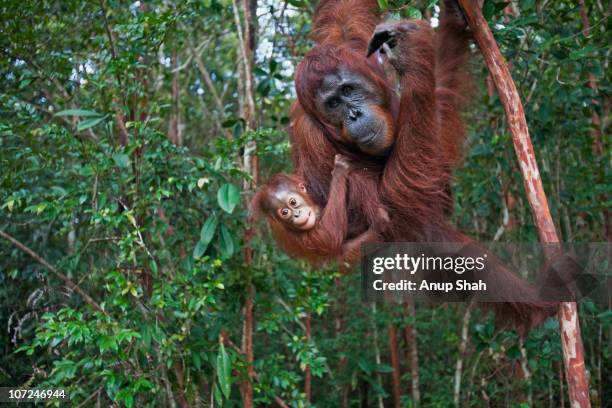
[{"xmin": 348, "ymin": 108, "xmax": 361, "ymax": 121}]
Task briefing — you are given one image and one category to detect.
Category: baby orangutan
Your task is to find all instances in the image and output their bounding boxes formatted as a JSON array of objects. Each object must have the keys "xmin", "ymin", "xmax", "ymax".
[{"xmin": 252, "ymin": 154, "xmax": 388, "ymax": 265}]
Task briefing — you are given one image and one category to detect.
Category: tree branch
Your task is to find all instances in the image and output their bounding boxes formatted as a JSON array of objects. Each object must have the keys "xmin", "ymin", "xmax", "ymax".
[
  {"xmin": 0, "ymin": 230, "xmax": 106, "ymax": 314},
  {"xmin": 457, "ymin": 2, "xmax": 591, "ymax": 407}
]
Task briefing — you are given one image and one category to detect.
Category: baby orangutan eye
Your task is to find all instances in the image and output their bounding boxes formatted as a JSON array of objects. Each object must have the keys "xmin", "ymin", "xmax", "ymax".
[
  {"xmin": 289, "ymin": 198, "xmax": 297, "ymax": 206},
  {"xmin": 280, "ymin": 208, "xmax": 290, "ymax": 218}
]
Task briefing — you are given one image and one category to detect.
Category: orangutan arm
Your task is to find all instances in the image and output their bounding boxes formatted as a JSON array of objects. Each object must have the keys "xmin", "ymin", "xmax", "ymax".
[
  {"xmin": 340, "ymin": 228, "xmax": 381, "ymax": 264},
  {"xmin": 306, "ymin": 154, "xmax": 351, "ymax": 256},
  {"xmin": 368, "ymin": 19, "xmax": 452, "ymax": 223}
]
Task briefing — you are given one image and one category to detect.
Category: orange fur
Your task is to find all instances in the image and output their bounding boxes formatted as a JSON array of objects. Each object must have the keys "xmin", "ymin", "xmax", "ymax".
[{"xmin": 284, "ymin": 0, "xmax": 558, "ymax": 331}]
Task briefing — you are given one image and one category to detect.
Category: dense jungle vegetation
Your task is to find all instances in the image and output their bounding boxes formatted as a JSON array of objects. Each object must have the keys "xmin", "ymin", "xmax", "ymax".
[{"xmin": 0, "ymin": 0, "xmax": 610, "ymax": 406}]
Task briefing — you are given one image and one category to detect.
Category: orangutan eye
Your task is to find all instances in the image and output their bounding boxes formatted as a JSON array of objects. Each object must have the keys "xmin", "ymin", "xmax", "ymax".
[
  {"xmin": 289, "ymin": 198, "xmax": 297, "ymax": 206},
  {"xmin": 328, "ymin": 97, "xmax": 340, "ymax": 108},
  {"xmin": 341, "ymin": 85, "xmax": 353, "ymax": 96},
  {"xmin": 280, "ymin": 208, "xmax": 290, "ymax": 217}
]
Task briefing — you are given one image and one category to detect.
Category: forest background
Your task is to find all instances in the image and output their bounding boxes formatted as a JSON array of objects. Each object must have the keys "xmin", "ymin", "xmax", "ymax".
[{"xmin": 0, "ymin": 0, "xmax": 610, "ymax": 406}]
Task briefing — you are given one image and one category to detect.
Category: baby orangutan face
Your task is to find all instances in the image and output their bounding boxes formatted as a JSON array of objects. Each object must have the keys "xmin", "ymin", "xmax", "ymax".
[{"xmin": 271, "ymin": 182, "xmax": 319, "ymax": 231}]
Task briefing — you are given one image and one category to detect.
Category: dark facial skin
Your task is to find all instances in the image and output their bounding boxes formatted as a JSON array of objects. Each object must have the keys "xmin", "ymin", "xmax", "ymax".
[{"xmin": 314, "ymin": 69, "xmax": 393, "ymax": 156}]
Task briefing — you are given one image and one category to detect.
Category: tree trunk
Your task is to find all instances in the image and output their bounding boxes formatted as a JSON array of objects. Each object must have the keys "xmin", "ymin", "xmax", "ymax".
[
  {"xmin": 578, "ymin": 0, "xmax": 602, "ymax": 155},
  {"xmin": 240, "ymin": 284, "xmax": 255, "ymax": 407},
  {"xmin": 453, "ymin": 303, "xmax": 472, "ymax": 406},
  {"xmin": 334, "ymin": 278, "xmax": 350, "ymax": 408},
  {"xmin": 233, "ymin": 0, "xmax": 258, "ymax": 405},
  {"xmin": 457, "ymin": 2, "xmax": 591, "ymax": 407},
  {"xmin": 518, "ymin": 337, "xmax": 533, "ymax": 406},
  {"xmin": 559, "ymin": 361, "xmax": 566, "ymax": 408},
  {"xmin": 168, "ymin": 49, "xmax": 182, "ymax": 145},
  {"xmin": 388, "ymin": 320, "xmax": 402, "ymax": 408},
  {"xmin": 173, "ymin": 362, "xmax": 190, "ymax": 408},
  {"xmin": 305, "ymin": 313, "xmax": 312, "ymax": 403},
  {"xmin": 404, "ymin": 299, "xmax": 420, "ymax": 407},
  {"xmin": 371, "ymin": 304, "xmax": 384, "ymax": 408}
]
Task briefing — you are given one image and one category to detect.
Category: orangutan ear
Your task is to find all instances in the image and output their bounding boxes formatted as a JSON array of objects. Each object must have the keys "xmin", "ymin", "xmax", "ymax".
[{"xmin": 298, "ymin": 183, "xmax": 307, "ymax": 193}]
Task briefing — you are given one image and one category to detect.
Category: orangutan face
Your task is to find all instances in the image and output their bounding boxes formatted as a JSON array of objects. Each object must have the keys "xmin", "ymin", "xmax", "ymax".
[
  {"xmin": 271, "ymin": 182, "xmax": 319, "ymax": 231},
  {"xmin": 314, "ymin": 68, "xmax": 394, "ymax": 156}
]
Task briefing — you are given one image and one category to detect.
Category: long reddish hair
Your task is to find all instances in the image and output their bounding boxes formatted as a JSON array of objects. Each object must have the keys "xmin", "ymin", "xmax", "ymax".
[
  {"xmin": 284, "ymin": 0, "xmax": 559, "ymax": 331},
  {"xmin": 251, "ymin": 173, "xmax": 347, "ymax": 265}
]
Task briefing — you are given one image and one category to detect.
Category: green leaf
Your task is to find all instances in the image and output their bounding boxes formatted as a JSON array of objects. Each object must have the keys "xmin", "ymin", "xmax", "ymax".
[
  {"xmin": 198, "ymin": 214, "xmax": 219, "ymax": 251},
  {"xmin": 494, "ymin": 1, "xmax": 510, "ymax": 14},
  {"xmin": 217, "ymin": 183, "xmax": 240, "ymax": 213},
  {"xmin": 149, "ymin": 260, "xmax": 158, "ymax": 275},
  {"xmin": 98, "ymin": 336, "xmax": 118, "ymax": 352},
  {"xmin": 193, "ymin": 240, "xmax": 207, "ymax": 259},
  {"xmin": 358, "ymin": 359, "xmax": 371, "ymax": 374},
  {"xmin": 133, "ymin": 378, "xmax": 154, "ymax": 392},
  {"xmin": 406, "ymin": 7, "xmax": 422, "ymax": 19},
  {"xmin": 217, "ymin": 343, "xmax": 232, "ymax": 398},
  {"xmin": 221, "ymin": 119, "xmax": 236, "ymax": 128},
  {"xmin": 374, "ymin": 363, "xmax": 395, "ymax": 373},
  {"xmin": 194, "ymin": 214, "xmax": 219, "ymax": 259},
  {"xmin": 483, "ymin": 0, "xmax": 495, "ymax": 20},
  {"xmin": 219, "ymin": 225, "xmax": 234, "ymax": 258},
  {"xmin": 597, "ymin": 310, "xmax": 612, "ymax": 321},
  {"xmin": 19, "ymin": 78, "xmax": 33, "ymax": 89},
  {"xmin": 213, "ymin": 383, "xmax": 224, "ymax": 406},
  {"xmin": 232, "ymin": 122, "xmax": 244, "ymax": 139},
  {"xmin": 192, "ymin": 353, "xmax": 202, "ymax": 371},
  {"xmin": 77, "ymin": 116, "xmax": 106, "ymax": 132},
  {"xmin": 376, "ymin": 0, "xmax": 388, "ymax": 10},
  {"xmin": 55, "ymin": 109, "xmax": 104, "ymax": 117},
  {"xmin": 506, "ymin": 345, "xmax": 521, "ymax": 359},
  {"xmin": 115, "ymin": 388, "xmax": 134, "ymax": 408},
  {"xmin": 113, "ymin": 153, "xmax": 131, "ymax": 168},
  {"xmin": 269, "ymin": 59, "xmax": 278, "ymax": 73},
  {"xmin": 286, "ymin": 0, "xmax": 305, "ymax": 7}
]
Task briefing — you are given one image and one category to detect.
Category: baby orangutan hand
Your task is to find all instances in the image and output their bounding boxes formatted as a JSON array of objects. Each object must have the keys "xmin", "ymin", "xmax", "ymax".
[
  {"xmin": 378, "ymin": 207, "xmax": 390, "ymax": 224},
  {"xmin": 332, "ymin": 154, "xmax": 352, "ymax": 176}
]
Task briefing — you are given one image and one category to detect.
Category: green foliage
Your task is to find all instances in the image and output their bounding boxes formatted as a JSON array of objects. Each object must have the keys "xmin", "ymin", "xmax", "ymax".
[
  {"xmin": 216, "ymin": 343, "xmax": 232, "ymax": 399},
  {"xmin": 217, "ymin": 183, "xmax": 241, "ymax": 214},
  {"xmin": 0, "ymin": 0, "xmax": 609, "ymax": 406}
]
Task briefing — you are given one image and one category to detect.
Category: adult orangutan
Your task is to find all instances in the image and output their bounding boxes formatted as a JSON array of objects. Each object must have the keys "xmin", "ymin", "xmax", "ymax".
[
  {"xmin": 285, "ymin": 0, "xmax": 559, "ymax": 330},
  {"xmin": 291, "ymin": 0, "xmax": 470, "ymax": 223}
]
